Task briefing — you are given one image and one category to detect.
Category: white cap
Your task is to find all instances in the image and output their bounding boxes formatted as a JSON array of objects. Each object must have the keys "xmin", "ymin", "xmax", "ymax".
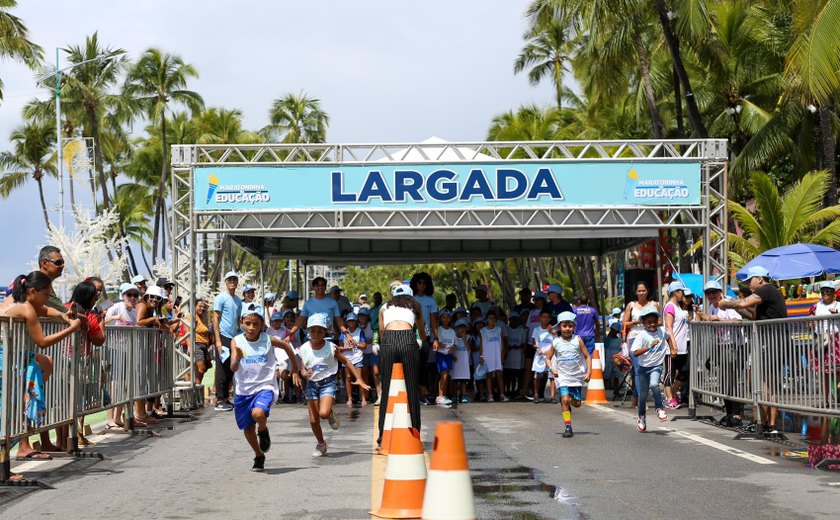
[
  {"xmin": 240, "ymin": 303, "xmax": 263, "ymax": 319},
  {"xmin": 307, "ymin": 313, "xmax": 329, "ymax": 329},
  {"xmin": 131, "ymin": 274, "xmax": 147, "ymax": 284},
  {"xmin": 120, "ymin": 282, "xmax": 137, "ymax": 296},
  {"xmin": 392, "ymin": 284, "xmax": 413, "ymax": 297},
  {"xmin": 704, "ymin": 280, "xmax": 723, "ymax": 292},
  {"xmin": 820, "ymin": 281, "xmax": 836, "ymax": 291},
  {"xmin": 145, "ymin": 286, "xmax": 167, "ymax": 300},
  {"xmin": 223, "ymin": 271, "xmax": 239, "ymax": 280}
]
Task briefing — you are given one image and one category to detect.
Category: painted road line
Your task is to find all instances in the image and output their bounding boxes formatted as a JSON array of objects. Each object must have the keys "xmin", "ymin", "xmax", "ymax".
[
  {"xmin": 13, "ymin": 460, "xmax": 50, "ymax": 472},
  {"xmin": 587, "ymin": 403, "xmax": 618, "ymax": 413},
  {"xmin": 658, "ymin": 427, "xmax": 777, "ymax": 465}
]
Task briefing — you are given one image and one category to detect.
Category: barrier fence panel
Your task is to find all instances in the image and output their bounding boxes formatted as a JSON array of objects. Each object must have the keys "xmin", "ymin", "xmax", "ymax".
[{"xmin": 691, "ymin": 315, "xmax": 840, "ymax": 421}]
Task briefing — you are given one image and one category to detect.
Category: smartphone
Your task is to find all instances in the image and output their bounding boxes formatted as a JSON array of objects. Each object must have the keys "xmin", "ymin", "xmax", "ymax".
[{"xmin": 174, "ymin": 296, "xmax": 183, "ymax": 308}]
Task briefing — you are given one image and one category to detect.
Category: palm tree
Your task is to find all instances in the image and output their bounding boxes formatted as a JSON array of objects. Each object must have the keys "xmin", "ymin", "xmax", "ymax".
[
  {"xmin": 0, "ymin": 0, "xmax": 43, "ymax": 104},
  {"xmin": 124, "ymin": 48, "xmax": 203, "ymax": 262},
  {"xmin": 514, "ymin": 15, "xmax": 574, "ymax": 110},
  {"xmin": 728, "ymin": 170, "xmax": 840, "ymax": 267},
  {"xmin": 261, "ymin": 92, "xmax": 328, "ymax": 143},
  {"xmin": 194, "ymin": 107, "xmax": 262, "ymax": 144},
  {"xmin": 0, "ymin": 121, "xmax": 57, "ymax": 228}
]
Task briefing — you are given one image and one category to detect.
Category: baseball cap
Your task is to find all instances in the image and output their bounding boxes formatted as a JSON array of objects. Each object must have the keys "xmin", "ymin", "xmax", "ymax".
[
  {"xmin": 820, "ymin": 281, "xmax": 836, "ymax": 291},
  {"xmin": 438, "ymin": 308, "xmax": 452, "ymax": 316},
  {"xmin": 454, "ymin": 318, "xmax": 470, "ymax": 328},
  {"xmin": 609, "ymin": 321, "xmax": 622, "ymax": 331},
  {"xmin": 667, "ymin": 281, "xmax": 686, "ymax": 294},
  {"xmin": 131, "ymin": 274, "xmax": 147, "ymax": 284},
  {"xmin": 223, "ymin": 271, "xmax": 239, "ymax": 280},
  {"xmin": 640, "ymin": 305, "xmax": 660, "ymax": 318},
  {"xmin": 556, "ymin": 311, "xmax": 577, "ymax": 323},
  {"xmin": 474, "ymin": 284, "xmax": 489, "ymax": 292},
  {"xmin": 533, "ymin": 291, "xmax": 547, "ymax": 300},
  {"xmin": 156, "ymin": 277, "xmax": 174, "ymax": 288},
  {"xmin": 242, "ymin": 284, "xmax": 256, "ymax": 293},
  {"xmin": 345, "ymin": 312, "xmax": 359, "ymax": 322},
  {"xmin": 359, "ymin": 294, "xmax": 368, "ymax": 300},
  {"xmin": 454, "ymin": 306, "xmax": 467, "ymax": 314},
  {"xmin": 745, "ymin": 266, "xmax": 770, "ymax": 280},
  {"xmin": 307, "ymin": 313, "xmax": 329, "ymax": 329},
  {"xmin": 264, "ymin": 292, "xmax": 277, "ymax": 302},
  {"xmin": 704, "ymin": 280, "xmax": 723, "ymax": 292},
  {"xmin": 328, "ymin": 286, "xmax": 342, "ymax": 294},
  {"xmin": 611, "ymin": 307, "xmax": 622, "ymax": 316},
  {"xmin": 270, "ymin": 311, "xmax": 283, "ymax": 321},
  {"xmin": 286, "ymin": 290, "xmax": 299, "ymax": 299},
  {"xmin": 281, "ymin": 309, "xmax": 296, "ymax": 319},
  {"xmin": 473, "ymin": 317, "xmax": 486, "ymax": 325},
  {"xmin": 392, "ymin": 284, "xmax": 413, "ymax": 297},
  {"xmin": 684, "ymin": 288, "xmax": 693, "ymax": 297},
  {"xmin": 547, "ymin": 283, "xmax": 563, "ymax": 294},
  {"xmin": 240, "ymin": 303, "xmax": 263, "ymax": 319},
  {"xmin": 358, "ymin": 307, "xmax": 371, "ymax": 316},
  {"xmin": 120, "ymin": 282, "xmax": 137, "ymax": 296}
]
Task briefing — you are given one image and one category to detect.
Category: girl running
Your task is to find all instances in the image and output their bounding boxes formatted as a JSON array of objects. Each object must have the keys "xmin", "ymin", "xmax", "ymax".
[
  {"xmin": 338, "ymin": 312, "xmax": 367, "ymax": 406},
  {"xmin": 622, "ymin": 281, "xmax": 660, "ymax": 407},
  {"xmin": 545, "ymin": 312, "xmax": 591, "ymax": 438},
  {"xmin": 301, "ymin": 313, "xmax": 369, "ymax": 456},
  {"xmin": 631, "ymin": 306, "xmax": 677, "ymax": 432}
]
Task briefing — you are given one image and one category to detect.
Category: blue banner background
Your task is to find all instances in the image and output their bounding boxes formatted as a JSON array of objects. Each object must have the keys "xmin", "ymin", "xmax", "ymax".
[{"xmin": 193, "ymin": 162, "xmax": 701, "ymax": 210}]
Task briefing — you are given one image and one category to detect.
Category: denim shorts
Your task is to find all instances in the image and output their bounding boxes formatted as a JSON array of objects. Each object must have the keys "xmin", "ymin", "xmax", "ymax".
[
  {"xmin": 305, "ymin": 374, "xmax": 338, "ymax": 401},
  {"xmin": 363, "ymin": 353, "xmax": 379, "ymax": 367}
]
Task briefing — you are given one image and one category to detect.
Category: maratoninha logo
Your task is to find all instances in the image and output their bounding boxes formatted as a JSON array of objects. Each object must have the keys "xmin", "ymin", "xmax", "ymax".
[
  {"xmin": 205, "ymin": 172, "xmax": 271, "ymax": 205},
  {"xmin": 623, "ymin": 167, "xmax": 689, "ymax": 200}
]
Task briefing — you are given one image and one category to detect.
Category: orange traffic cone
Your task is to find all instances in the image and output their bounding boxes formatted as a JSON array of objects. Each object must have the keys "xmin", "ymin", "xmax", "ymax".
[
  {"xmin": 584, "ymin": 348, "xmax": 608, "ymax": 404},
  {"xmin": 372, "ymin": 393, "xmax": 427, "ymax": 519},
  {"xmin": 421, "ymin": 421, "xmax": 475, "ymax": 520},
  {"xmin": 380, "ymin": 363, "xmax": 408, "ymax": 455}
]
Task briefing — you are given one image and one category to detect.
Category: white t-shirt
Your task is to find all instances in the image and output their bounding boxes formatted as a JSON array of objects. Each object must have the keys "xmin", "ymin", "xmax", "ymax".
[
  {"xmin": 232, "ymin": 333, "xmax": 279, "ymax": 397},
  {"xmin": 631, "ymin": 327, "xmax": 670, "ymax": 368},
  {"xmin": 526, "ymin": 309, "xmax": 542, "ymax": 338},
  {"xmin": 340, "ymin": 328, "xmax": 366, "ymax": 365},
  {"xmin": 813, "ymin": 300, "xmax": 840, "ymax": 332},
  {"xmin": 451, "ymin": 336, "xmax": 471, "ymax": 380},
  {"xmin": 105, "ymin": 302, "xmax": 137, "ymax": 326},
  {"xmin": 299, "ymin": 341, "xmax": 340, "ymax": 382},
  {"xmin": 503, "ymin": 326, "xmax": 527, "ymax": 370},
  {"xmin": 531, "ymin": 326, "xmax": 555, "ymax": 372},
  {"xmin": 267, "ymin": 326, "xmax": 289, "ymax": 370},
  {"xmin": 708, "ymin": 303, "xmax": 744, "ymax": 345},
  {"xmin": 550, "ymin": 334, "xmax": 587, "ymax": 387},
  {"xmin": 362, "ymin": 324, "xmax": 374, "ymax": 354},
  {"xmin": 437, "ymin": 325, "xmax": 457, "ymax": 355},
  {"xmin": 664, "ymin": 302, "xmax": 689, "ymax": 355}
]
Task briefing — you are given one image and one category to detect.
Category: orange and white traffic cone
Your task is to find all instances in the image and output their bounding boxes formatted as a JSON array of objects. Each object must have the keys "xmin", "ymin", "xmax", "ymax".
[
  {"xmin": 372, "ymin": 392, "xmax": 427, "ymax": 519},
  {"xmin": 584, "ymin": 349, "xmax": 608, "ymax": 404},
  {"xmin": 380, "ymin": 362, "xmax": 408, "ymax": 455},
  {"xmin": 421, "ymin": 421, "xmax": 475, "ymax": 520}
]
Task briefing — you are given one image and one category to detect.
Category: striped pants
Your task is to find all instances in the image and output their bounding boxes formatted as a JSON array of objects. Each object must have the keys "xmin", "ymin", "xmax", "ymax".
[{"xmin": 377, "ymin": 329, "xmax": 422, "ymax": 443}]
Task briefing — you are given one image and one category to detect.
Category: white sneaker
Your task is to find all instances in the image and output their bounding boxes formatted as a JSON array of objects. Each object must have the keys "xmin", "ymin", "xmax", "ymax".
[
  {"xmin": 501, "ymin": 395, "xmax": 510, "ymax": 402},
  {"xmin": 441, "ymin": 396, "xmax": 453, "ymax": 405},
  {"xmin": 374, "ymin": 396, "xmax": 381, "ymax": 406},
  {"xmin": 312, "ymin": 442, "xmax": 327, "ymax": 457},
  {"xmin": 328, "ymin": 410, "xmax": 340, "ymax": 430},
  {"xmin": 656, "ymin": 408, "xmax": 668, "ymax": 422},
  {"xmin": 637, "ymin": 416, "xmax": 647, "ymax": 432},
  {"xmin": 487, "ymin": 396, "xmax": 495, "ymax": 403}
]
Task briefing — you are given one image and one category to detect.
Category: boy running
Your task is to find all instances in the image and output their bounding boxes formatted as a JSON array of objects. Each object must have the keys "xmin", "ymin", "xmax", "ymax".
[
  {"xmin": 631, "ymin": 306, "xmax": 678, "ymax": 432},
  {"xmin": 545, "ymin": 311, "xmax": 592, "ymax": 438},
  {"xmin": 230, "ymin": 304, "xmax": 301, "ymax": 471}
]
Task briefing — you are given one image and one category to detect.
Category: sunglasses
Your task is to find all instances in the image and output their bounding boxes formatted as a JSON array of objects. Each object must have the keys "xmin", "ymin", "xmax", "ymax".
[
  {"xmin": 45, "ymin": 258, "xmax": 65, "ymax": 267},
  {"xmin": 125, "ymin": 293, "xmax": 140, "ymax": 298},
  {"xmin": 147, "ymin": 296, "xmax": 162, "ymax": 301}
]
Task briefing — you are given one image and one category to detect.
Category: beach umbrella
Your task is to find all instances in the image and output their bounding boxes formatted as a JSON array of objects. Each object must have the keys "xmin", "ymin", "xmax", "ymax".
[{"xmin": 735, "ymin": 244, "xmax": 840, "ymax": 281}]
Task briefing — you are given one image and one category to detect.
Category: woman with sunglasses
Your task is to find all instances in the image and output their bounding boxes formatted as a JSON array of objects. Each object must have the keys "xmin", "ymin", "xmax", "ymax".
[
  {"xmin": 103, "ymin": 283, "xmax": 140, "ymax": 429},
  {"xmin": 136, "ymin": 286, "xmax": 173, "ymax": 422}
]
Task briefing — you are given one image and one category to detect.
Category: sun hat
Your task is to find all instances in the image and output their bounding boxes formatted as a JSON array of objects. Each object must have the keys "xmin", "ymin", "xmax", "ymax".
[
  {"xmin": 131, "ymin": 274, "xmax": 147, "ymax": 284},
  {"xmin": 359, "ymin": 294, "xmax": 368, "ymax": 300},
  {"xmin": 328, "ymin": 285, "xmax": 342, "ymax": 294},
  {"xmin": 144, "ymin": 286, "xmax": 166, "ymax": 300},
  {"xmin": 264, "ymin": 292, "xmax": 277, "ymax": 302},
  {"xmin": 120, "ymin": 282, "xmax": 137, "ymax": 296},
  {"xmin": 438, "ymin": 308, "xmax": 452, "ymax": 316},
  {"xmin": 667, "ymin": 281, "xmax": 686, "ymax": 294},
  {"xmin": 704, "ymin": 280, "xmax": 723, "ymax": 292},
  {"xmin": 156, "ymin": 277, "xmax": 174, "ymax": 288},
  {"xmin": 745, "ymin": 266, "xmax": 770, "ymax": 280},
  {"xmin": 223, "ymin": 271, "xmax": 239, "ymax": 280},
  {"xmin": 240, "ymin": 303, "xmax": 263, "ymax": 319},
  {"xmin": 640, "ymin": 305, "xmax": 660, "ymax": 318},
  {"xmin": 556, "ymin": 311, "xmax": 577, "ymax": 323},
  {"xmin": 547, "ymin": 283, "xmax": 563, "ymax": 295},
  {"xmin": 307, "ymin": 313, "xmax": 329, "ymax": 329},
  {"xmin": 392, "ymin": 284, "xmax": 413, "ymax": 297},
  {"xmin": 609, "ymin": 321, "xmax": 622, "ymax": 331}
]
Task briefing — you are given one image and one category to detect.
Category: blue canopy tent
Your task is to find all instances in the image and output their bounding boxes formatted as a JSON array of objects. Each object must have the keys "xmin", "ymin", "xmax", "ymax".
[
  {"xmin": 735, "ymin": 244, "xmax": 840, "ymax": 281},
  {"xmin": 673, "ymin": 273, "xmax": 737, "ymax": 299}
]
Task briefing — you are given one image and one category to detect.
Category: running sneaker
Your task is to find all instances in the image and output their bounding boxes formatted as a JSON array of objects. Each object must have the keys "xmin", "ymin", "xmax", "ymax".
[
  {"xmin": 637, "ymin": 416, "xmax": 647, "ymax": 432},
  {"xmin": 525, "ymin": 394, "xmax": 535, "ymax": 401},
  {"xmin": 487, "ymin": 396, "xmax": 495, "ymax": 403},
  {"xmin": 435, "ymin": 396, "xmax": 451, "ymax": 407},
  {"xmin": 459, "ymin": 396, "xmax": 469, "ymax": 404},
  {"xmin": 258, "ymin": 428, "xmax": 271, "ymax": 452},
  {"xmin": 534, "ymin": 398, "xmax": 543, "ymax": 404},
  {"xmin": 656, "ymin": 408, "xmax": 668, "ymax": 421},
  {"xmin": 312, "ymin": 442, "xmax": 328, "ymax": 457},
  {"xmin": 551, "ymin": 396, "xmax": 559, "ymax": 404},
  {"xmin": 251, "ymin": 455, "xmax": 265, "ymax": 472},
  {"xmin": 420, "ymin": 397, "xmax": 432, "ymax": 406},
  {"xmin": 501, "ymin": 395, "xmax": 510, "ymax": 402},
  {"xmin": 374, "ymin": 396, "xmax": 381, "ymax": 406},
  {"xmin": 214, "ymin": 401, "xmax": 233, "ymax": 411},
  {"xmin": 441, "ymin": 396, "xmax": 453, "ymax": 405},
  {"xmin": 562, "ymin": 426, "xmax": 574, "ymax": 438},
  {"xmin": 328, "ymin": 410, "xmax": 341, "ymax": 430}
]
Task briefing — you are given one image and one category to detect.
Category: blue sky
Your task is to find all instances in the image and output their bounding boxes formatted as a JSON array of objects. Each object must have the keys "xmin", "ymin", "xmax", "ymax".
[{"xmin": 0, "ymin": 1, "xmax": 559, "ymax": 284}]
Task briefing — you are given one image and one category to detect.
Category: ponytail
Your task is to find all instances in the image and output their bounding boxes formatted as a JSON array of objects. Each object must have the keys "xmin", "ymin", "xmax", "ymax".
[{"xmin": 12, "ymin": 271, "xmax": 53, "ymax": 303}]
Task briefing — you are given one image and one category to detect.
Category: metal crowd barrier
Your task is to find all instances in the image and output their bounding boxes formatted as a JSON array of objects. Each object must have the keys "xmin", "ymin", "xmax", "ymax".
[
  {"xmin": 691, "ymin": 315, "xmax": 840, "ymax": 429},
  {"xmin": 1, "ymin": 317, "xmax": 179, "ymax": 482}
]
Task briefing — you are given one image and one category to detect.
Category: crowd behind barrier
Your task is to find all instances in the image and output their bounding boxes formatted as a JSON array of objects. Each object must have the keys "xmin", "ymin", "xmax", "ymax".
[
  {"xmin": 690, "ymin": 314, "xmax": 840, "ymax": 425},
  {"xmin": 1, "ymin": 316, "xmax": 178, "ymax": 481}
]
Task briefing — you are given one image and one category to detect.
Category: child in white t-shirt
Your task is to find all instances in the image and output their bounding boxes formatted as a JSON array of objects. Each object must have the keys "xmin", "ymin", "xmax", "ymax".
[
  {"xmin": 231, "ymin": 304, "xmax": 301, "ymax": 471},
  {"xmin": 479, "ymin": 312, "xmax": 509, "ymax": 402},
  {"xmin": 338, "ymin": 312, "xmax": 367, "ymax": 406},
  {"xmin": 267, "ymin": 311, "xmax": 292, "ymax": 404},
  {"xmin": 300, "ymin": 313, "xmax": 369, "ymax": 457},
  {"xmin": 357, "ymin": 307, "xmax": 381, "ymax": 405},
  {"xmin": 451, "ymin": 318, "xmax": 472, "ymax": 403},
  {"xmin": 631, "ymin": 306, "xmax": 677, "ymax": 432},
  {"xmin": 435, "ymin": 310, "xmax": 457, "ymax": 407},
  {"xmin": 503, "ymin": 313, "xmax": 527, "ymax": 398},
  {"xmin": 530, "ymin": 309, "xmax": 556, "ymax": 403},
  {"xmin": 545, "ymin": 312, "xmax": 591, "ymax": 438}
]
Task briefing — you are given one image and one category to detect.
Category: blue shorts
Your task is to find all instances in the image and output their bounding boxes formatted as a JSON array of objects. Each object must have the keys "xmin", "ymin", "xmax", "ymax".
[
  {"xmin": 233, "ymin": 389, "xmax": 274, "ymax": 430},
  {"xmin": 436, "ymin": 352, "xmax": 453, "ymax": 373},
  {"xmin": 581, "ymin": 336, "xmax": 596, "ymax": 356},
  {"xmin": 559, "ymin": 386, "xmax": 582, "ymax": 400},
  {"xmin": 363, "ymin": 353, "xmax": 379, "ymax": 367},
  {"xmin": 305, "ymin": 374, "xmax": 338, "ymax": 401}
]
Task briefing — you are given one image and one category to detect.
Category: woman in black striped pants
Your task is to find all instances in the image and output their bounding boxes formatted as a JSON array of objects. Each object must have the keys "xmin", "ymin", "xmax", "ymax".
[{"xmin": 377, "ymin": 285, "xmax": 427, "ymax": 447}]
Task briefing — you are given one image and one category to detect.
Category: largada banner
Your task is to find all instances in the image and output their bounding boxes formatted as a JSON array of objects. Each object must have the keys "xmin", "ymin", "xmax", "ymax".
[{"xmin": 193, "ymin": 162, "xmax": 701, "ymax": 210}]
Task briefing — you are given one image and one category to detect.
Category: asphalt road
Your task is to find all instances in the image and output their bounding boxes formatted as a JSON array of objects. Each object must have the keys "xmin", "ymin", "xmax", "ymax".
[{"xmin": 2, "ymin": 398, "xmax": 839, "ymax": 519}]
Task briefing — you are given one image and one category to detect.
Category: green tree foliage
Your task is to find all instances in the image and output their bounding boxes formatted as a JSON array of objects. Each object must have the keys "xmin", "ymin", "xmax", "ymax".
[
  {"xmin": 0, "ymin": 121, "xmax": 56, "ymax": 228},
  {"xmin": 0, "ymin": 0, "xmax": 42, "ymax": 104},
  {"xmin": 261, "ymin": 92, "xmax": 329, "ymax": 143}
]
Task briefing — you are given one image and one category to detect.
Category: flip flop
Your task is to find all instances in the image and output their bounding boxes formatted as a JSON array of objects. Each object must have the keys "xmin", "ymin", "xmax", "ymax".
[
  {"xmin": 105, "ymin": 424, "xmax": 125, "ymax": 431},
  {"xmin": 15, "ymin": 451, "xmax": 52, "ymax": 461}
]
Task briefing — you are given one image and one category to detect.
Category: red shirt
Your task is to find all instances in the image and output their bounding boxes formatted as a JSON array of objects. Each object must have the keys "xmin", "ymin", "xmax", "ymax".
[{"xmin": 64, "ymin": 303, "xmax": 102, "ymax": 353}]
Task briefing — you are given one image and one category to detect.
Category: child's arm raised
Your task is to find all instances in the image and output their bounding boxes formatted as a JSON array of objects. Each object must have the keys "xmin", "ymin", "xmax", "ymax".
[
  {"xmin": 229, "ymin": 337, "xmax": 242, "ymax": 373},
  {"xmin": 334, "ymin": 347, "xmax": 370, "ymax": 390},
  {"xmin": 269, "ymin": 336, "xmax": 302, "ymax": 388},
  {"xmin": 19, "ymin": 305, "xmax": 81, "ymax": 349},
  {"xmin": 578, "ymin": 337, "xmax": 592, "ymax": 382}
]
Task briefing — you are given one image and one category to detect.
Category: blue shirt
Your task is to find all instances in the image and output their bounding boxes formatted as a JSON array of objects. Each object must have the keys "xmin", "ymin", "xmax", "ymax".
[
  {"xmin": 573, "ymin": 305, "xmax": 600, "ymax": 337},
  {"xmin": 213, "ymin": 292, "xmax": 242, "ymax": 338},
  {"xmin": 415, "ymin": 295, "xmax": 438, "ymax": 335},
  {"xmin": 300, "ymin": 296, "xmax": 341, "ymax": 329},
  {"xmin": 545, "ymin": 300, "xmax": 573, "ymax": 321}
]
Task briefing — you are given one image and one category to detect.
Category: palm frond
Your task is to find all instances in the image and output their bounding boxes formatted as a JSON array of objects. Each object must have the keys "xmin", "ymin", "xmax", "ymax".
[
  {"xmin": 781, "ymin": 169, "xmax": 828, "ymax": 242},
  {"xmin": 749, "ymin": 172, "xmax": 785, "ymax": 248}
]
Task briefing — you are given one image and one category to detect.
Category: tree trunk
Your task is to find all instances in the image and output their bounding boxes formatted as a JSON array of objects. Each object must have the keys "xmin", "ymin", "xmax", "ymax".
[
  {"xmin": 673, "ymin": 65, "xmax": 685, "ymax": 139},
  {"xmin": 633, "ymin": 33, "xmax": 665, "ymax": 139},
  {"xmin": 819, "ymin": 105, "xmax": 838, "ymax": 205},
  {"xmin": 36, "ymin": 174, "xmax": 51, "ymax": 230},
  {"xmin": 87, "ymin": 107, "xmax": 111, "ymax": 210},
  {"xmin": 654, "ymin": 0, "xmax": 708, "ymax": 137},
  {"xmin": 554, "ymin": 60, "xmax": 564, "ymax": 110},
  {"xmin": 139, "ymin": 243, "xmax": 153, "ymax": 274},
  {"xmin": 152, "ymin": 115, "xmax": 169, "ymax": 262}
]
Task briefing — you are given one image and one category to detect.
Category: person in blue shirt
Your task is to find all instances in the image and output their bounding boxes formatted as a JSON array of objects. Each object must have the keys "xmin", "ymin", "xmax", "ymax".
[
  {"xmin": 573, "ymin": 295, "xmax": 601, "ymax": 357},
  {"xmin": 288, "ymin": 277, "xmax": 355, "ymax": 348},
  {"xmin": 545, "ymin": 283, "xmax": 573, "ymax": 321},
  {"xmin": 213, "ymin": 271, "xmax": 243, "ymax": 411}
]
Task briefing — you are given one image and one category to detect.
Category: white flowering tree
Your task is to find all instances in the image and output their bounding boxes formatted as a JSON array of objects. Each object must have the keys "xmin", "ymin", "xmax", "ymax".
[{"xmin": 152, "ymin": 257, "xmax": 214, "ymax": 302}]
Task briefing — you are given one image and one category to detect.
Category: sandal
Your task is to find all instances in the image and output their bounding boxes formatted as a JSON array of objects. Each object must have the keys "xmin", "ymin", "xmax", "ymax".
[
  {"xmin": 15, "ymin": 450, "xmax": 53, "ymax": 461},
  {"xmin": 105, "ymin": 423, "xmax": 126, "ymax": 431}
]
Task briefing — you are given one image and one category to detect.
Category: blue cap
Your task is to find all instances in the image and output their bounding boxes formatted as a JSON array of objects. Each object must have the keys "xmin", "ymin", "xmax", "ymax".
[
  {"xmin": 270, "ymin": 311, "xmax": 283, "ymax": 321},
  {"xmin": 242, "ymin": 284, "xmax": 256, "ymax": 293},
  {"xmin": 556, "ymin": 311, "xmax": 577, "ymax": 323},
  {"xmin": 438, "ymin": 308, "xmax": 452, "ymax": 316},
  {"xmin": 533, "ymin": 291, "xmax": 547, "ymax": 300},
  {"xmin": 473, "ymin": 317, "xmax": 486, "ymax": 325},
  {"xmin": 264, "ymin": 292, "xmax": 276, "ymax": 301},
  {"xmin": 345, "ymin": 312, "xmax": 358, "ymax": 322},
  {"xmin": 609, "ymin": 321, "xmax": 622, "ymax": 331},
  {"xmin": 358, "ymin": 307, "xmax": 371, "ymax": 316},
  {"xmin": 120, "ymin": 282, "xmax": 137, "ymax": 296},
  {"xmin": 611, "ymin": 307, "xmax": 622, "ymax": 315},
  {"xmin": 307, "ymin": 313, "xmax": 329, "ymax": 329},
  {"xmin": 281, "ymin": 309, "xmax": 296, "ymax": 319},
  {"xmin": 454, "ymin": 306, "xmax": 467, "ymax": 314},
  {"xmin": 704, "ymin": 280, "xmax": 723, "ymax": 292},
  {"xmin": 454, "ymin": 318, "xmax": 470, "ymax": 328},
  {"xmin": 547, "ymin": 283, "xmax": 563, "ymax": 294},
  {"xmin": 286, "ymin": 290, "xmax": 300, "ymax": 299},
  {"xmin": 240, "ymin": 303, "xmax": 263, "ymax": 319},
  {"xmin": 667, "ymin": 281, "xmax": 686, "ymax": 294},
  {"xmin": 745, "ymin": 266, "xmax": 770, "ymax": 280},
  {"xmin": 392, "ymin": 284, "xmax": 413, "ymax": 297},
  {"xmin": 640, "ymin": 305, "xmax": 660, "ymax": 318}
]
